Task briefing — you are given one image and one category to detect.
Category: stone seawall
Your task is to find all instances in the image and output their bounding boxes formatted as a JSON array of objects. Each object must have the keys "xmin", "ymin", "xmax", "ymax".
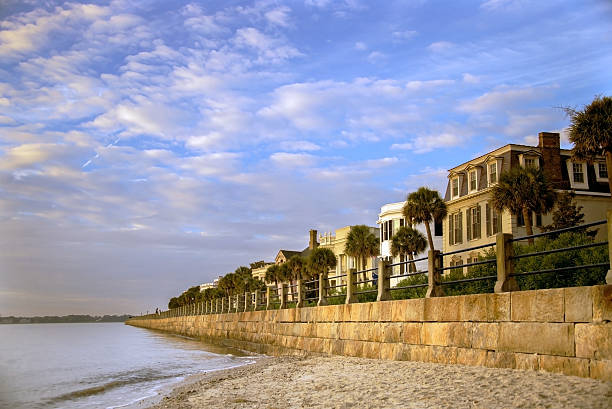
[{"xmin": 127, "ymin": 285, "xmax": 612, "ymax": 381}]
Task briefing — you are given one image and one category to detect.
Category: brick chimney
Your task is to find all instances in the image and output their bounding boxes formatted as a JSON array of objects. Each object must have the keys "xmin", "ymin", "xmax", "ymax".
[
  {"xmin": 538, "ymin": 132, "xmax": 563, "ymax": 188},
  {"xmin": 309, "ymin": 229, "xmax": 319, "ymax": 250}
]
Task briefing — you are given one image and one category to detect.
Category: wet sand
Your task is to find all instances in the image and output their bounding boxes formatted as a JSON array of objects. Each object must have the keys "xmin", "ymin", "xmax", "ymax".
[{"xmin": 141, "ymin": 356, "xmax": 612, "ymax": 409}]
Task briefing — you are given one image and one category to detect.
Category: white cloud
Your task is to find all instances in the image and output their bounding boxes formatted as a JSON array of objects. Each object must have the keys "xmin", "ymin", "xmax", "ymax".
[
  {"xmin": 481, "ymin": 0, "xmax": 526, "ymax": 11},
  {"xmin": 458, "ymin": 85, "xmax": 556, "ymax": 114},
  {"xmin": 265, "ymin": 6, "xmax": 291, "ymax": 27},
  {"xmin": 406, "ymin": 79, "xmax": 454, "ymax": 91},
  {"xmin": 367, "ymin": 51, "xmax": 386, "ymax": 63},
  {"xmin": 233, "ymin": 27, "xmax": 302, "ymax": 64},
  {"xmin": 354, "ymin": 41, "xmax": 367, "ymax": 50},
  {"xmin": 428, "ymin": 41, "xmax": 454, "ymax": 53},
  {"xmin": 270, "ymin": 152, "xmax": 316, "ymax": 168},
  {"xmin": 462, "ymin": 73, "xmax": 480, "ymax": 84},
  {"xmin": 391, "ymin": 132, "xmax": 465, "ymax": 154},
  {"xmin": 278, "ymin": 141, "xmax": 321, "ymax": 151},
  {"xmin": 392, "ymin": 30, "xmax": 417, "ymax": 41}
]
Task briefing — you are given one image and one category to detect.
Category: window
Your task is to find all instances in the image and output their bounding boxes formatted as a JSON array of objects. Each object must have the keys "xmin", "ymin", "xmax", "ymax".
[
  {"xmin": 597, "ymin": 162, "xmax": 608, "ymax": 181},
  {"xmin": 451, "ymin": 177, "xmax": 459, "ymax": 198},
  {"xmin": 469, "ymin": 170, "xmax": 477, "ymax": 192},
  {"xmin": 489, "ymin": 163, "xmax": 497, "ymax": 185},
  {"xmin": 466, "ymin": 205, "xmax": 481, "ymax": 241},
  {"xmin": 450, "ymin": 258, "xmax": 463, "ymax": 275},
  {"xmin": 573, "ymin": 163, "xmax": 584, "ymax": 183},
  {"xmin": 524, "ymin": 158, "xmax": 537, "ymax": 168},
  {"xmin": 536, "ymin": 213, "xmax": 542, "ymax": 227},
  {"xmin": 517, "ymin": 212, "xmax": 525, "ymax": 227},
  {"xmin": 399, "ymin": 218, "xmax": 405, "ymax": 228},
  {"xmin": 448, "ymin": 212, "xmax": 463, "ymax": 245},
  {"xmin": 486, "ymin": 203, "xmax": 502, "ymax": 236},
  {"xmin": 382, "ymin": 219, "xmax": 394, "ymax": 241}
]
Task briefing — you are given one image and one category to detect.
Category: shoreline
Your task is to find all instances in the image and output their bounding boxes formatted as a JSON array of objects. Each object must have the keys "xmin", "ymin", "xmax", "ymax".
[{"xmin": 133, "ymin": 355, "xmax": 612, "ymax": 409}]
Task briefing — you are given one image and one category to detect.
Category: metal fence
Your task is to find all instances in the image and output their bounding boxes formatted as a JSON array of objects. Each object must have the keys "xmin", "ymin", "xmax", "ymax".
[{"xmin": 133, "ymin": 216, "xmax": 611, "ymax": 320}]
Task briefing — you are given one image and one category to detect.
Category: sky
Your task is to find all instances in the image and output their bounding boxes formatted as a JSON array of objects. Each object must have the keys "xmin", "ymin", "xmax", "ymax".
[{"xmin": 0, "ymin": 0, "xmax": 611, "ymax": 316}]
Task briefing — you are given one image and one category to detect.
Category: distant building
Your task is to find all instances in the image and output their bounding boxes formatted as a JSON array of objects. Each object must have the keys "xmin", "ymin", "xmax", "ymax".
[
  {"xmin": 443, "ymin": 131, "xmax": 611, "ymax": 269},
  {"xmin": 199, "ymin": 280, "xmax": 218, "ymax": 292},
  {"xmin": 319, "ymin": 225, "xmax": 380, "ymax": 287},
  {"xmin": 377, "ymin": 202, "xmax": 442, "ymax": 286},
  {"xmin": 252, "ymin": 262, "xmax": 274, "ymax": 282}
]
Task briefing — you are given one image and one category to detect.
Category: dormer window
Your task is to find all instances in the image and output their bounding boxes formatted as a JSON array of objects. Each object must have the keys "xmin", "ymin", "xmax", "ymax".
[
  {"xmin": 488, "ymin": 163, "xmax": 497, "ymax": 185},
  {"xmin": 451, "ymin": 177, "xmax": 460, "ymax": 199},
  {"xmin": 596, "ymin": 162, "xmax": 608, "ymax": 181},
  {"xmin": 468, "ymin": 170, "xmax": 477, "ymax": 193},
  {"xmin": 573, "ymin": 163, "xmax": 584, "ymax": 183},
  {"xmin": 566, "ymin": 160, "xmax": 589, "ymax": 190},
  {"xmin": 519, "ymin": 153, "xmax": 540, "ymax": 169}
]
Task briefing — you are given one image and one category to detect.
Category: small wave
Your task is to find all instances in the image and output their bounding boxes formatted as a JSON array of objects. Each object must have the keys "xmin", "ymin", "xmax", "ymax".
[{"xmin": 45, "ymin": 374, "xmax": 176, "ymax": 405}]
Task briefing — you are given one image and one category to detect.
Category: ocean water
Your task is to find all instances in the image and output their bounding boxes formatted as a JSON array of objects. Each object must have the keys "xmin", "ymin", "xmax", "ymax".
[{"xmin": 0, "ymin": 322, "xmax": 254, "ymax": 409}]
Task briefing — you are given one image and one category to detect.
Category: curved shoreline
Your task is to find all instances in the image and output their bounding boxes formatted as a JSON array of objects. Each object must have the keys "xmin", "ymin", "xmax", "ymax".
[{"xmin": 134, "ymin": 355, "xmax": 611, "ymax": 409}]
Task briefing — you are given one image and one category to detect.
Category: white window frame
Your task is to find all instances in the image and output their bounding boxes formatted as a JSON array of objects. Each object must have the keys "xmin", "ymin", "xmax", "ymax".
[
  {"xmin": 595, "ymin": 162, "xmax": 609, "ymax": 182},
  {"xmin": 519, "ymin": 153, "xmax": 540, "ymax": 169},
  {"xmin": 468, "ymin": 170, "xmax": 478, "ymax": 193},
  {"xmin": 488, "ymin": 162, "xmax": 497, "ymax": 186},
  {"xmin": 451, "ymin": 176, "xmax": 460, "ymax": 199},
  {"xmin": 566, "ymin": 160, "xmax": 589, "ymax": 190}
]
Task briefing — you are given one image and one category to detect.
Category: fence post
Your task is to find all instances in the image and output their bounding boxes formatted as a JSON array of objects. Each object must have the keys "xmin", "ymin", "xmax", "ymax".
[
  {"xmin": 254, "ymin": 291, "xmax": 261, "ymax": 310},
  {"xmin": 318, "ymin": 272, "xmax": 328, "ymax": 306},
  {"xmin": 607, "ymin": 209, "xmax": 612, "ymax": 284},
  {"xmin": 377, "ymin": 259, "xmax": 390, "ymax": 301},
  {"xmin": 494, "ymin": 233, "xmax": 519, "ymax": 292},
  {"xmin": 426, "ymin": 250, "xmax": 444, "ymax": 297},
  {"xmin": 346, "ymin": 268, "xmax": 357, "ymax": 304},
  {"xmin": 280, "ymin": 284, "xmax": 287, "ymax": 309},
  {"xmin": 296, "ymin": 279, "xmax": 304, "ymax": 308},
  {"xmin": 266, "ymin": 287, "xmax": 271, "ymax": 309}
]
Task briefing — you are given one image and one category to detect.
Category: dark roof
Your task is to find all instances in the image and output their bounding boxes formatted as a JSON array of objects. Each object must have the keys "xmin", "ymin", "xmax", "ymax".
[{"xmin": 278, "ymin": 250, "xmax": 301, "ymax": 259}]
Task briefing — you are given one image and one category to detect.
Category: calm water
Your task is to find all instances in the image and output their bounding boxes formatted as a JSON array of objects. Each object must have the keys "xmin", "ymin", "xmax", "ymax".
[{"xmin": 0, "ymin": 323, "xmax": 255, "ymax": 409}]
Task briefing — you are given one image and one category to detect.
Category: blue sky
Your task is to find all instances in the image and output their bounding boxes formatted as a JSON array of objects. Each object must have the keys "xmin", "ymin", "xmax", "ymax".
[{"xmin": 1, "ymin": 0, "xmax": 611, "ymax": 315}]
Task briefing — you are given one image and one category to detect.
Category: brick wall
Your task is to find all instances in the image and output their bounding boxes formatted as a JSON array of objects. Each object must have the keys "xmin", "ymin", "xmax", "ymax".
[{"xmin": 127, "ymin": 285, "xmax": 612, "ymax": 381}]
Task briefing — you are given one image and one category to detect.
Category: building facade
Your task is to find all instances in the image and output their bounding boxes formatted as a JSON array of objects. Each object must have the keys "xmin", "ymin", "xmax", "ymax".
[
  {"xmin": 319, "ymin": 225, "xmax": 380, "ymax": 287},
  {"xmin": 442, "ymin": 132, "xmax": 612, "ymax": 269},
  {"xmin": 377, "ymin": 201, "xmax": 443, "ymax": 286}
]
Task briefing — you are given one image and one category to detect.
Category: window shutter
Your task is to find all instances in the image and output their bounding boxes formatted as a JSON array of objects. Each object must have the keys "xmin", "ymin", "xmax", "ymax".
[
  {"xmin": 466, "ymin": 209, "xmax": 471, "ymax": 241},
  {"xmin": 457, "ymin": 213, "xmax": 463, "ymax": 244},
  {"xmin": 486, "ymin": 203, "xmax": 491, "ymax": 236},
  {"xmin": 449, "ymin": 217, "xmax": 454, "ymax": 245},
  {"xmin": 390, "ymin": 219, "xmax": 394, "ymax": 237},
  {"xmin": 497, "ymin": 211, "xmax": 502, "ymax": 233},
  {"xmin": 475, "ymin": 205, "xmax": 481, "ymax": 239}
]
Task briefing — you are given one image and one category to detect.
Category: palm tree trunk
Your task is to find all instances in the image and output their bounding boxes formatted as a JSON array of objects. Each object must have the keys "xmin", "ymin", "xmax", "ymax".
[
  {"xmin": 362, "ymin": 257, "xmax": 367, "ymax": 283},
  {"xmin": 606, "ymin": 151, "xmax": 612, "ymax": 199},
  {"xmin": 522, "ymin": 207, "xmax": 534, "ymax": 245},
  {"xmin": 408, "ymin": 253, "xmax": 416, "ymax": 273},
  {"xmin": 424, "ymin": 221, "xmax": 434, "ymax": 251}
]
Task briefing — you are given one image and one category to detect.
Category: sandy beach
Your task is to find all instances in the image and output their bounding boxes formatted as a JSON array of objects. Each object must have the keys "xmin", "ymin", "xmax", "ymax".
[{"xmin": 140, "ymin": 356, "xmax": 612, "ymax": 409}]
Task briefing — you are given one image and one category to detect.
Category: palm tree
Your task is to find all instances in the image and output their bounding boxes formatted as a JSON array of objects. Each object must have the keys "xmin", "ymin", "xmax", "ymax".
[
  {"xmin": 566, "ymin": 96, "xmax": 612, "ymax": 195},
  {"xmin": 403, "ymin": 187, "xmax": 447, "ymax": 252},
  {"xmin": 492, "ymin": 167, "xmax": 556, "ymax": 245},
  {"xmin": 287, "ymin": 255, "xmax": 307, "ymax": 280},
  {"xmin": 307, "ymin": 247, "xmax": 337, "ymax": 278},
  {"xmin": 264, "ymin": 264, "xmax": 281, "ymax": 287},
  {"xmin": 344, "ymin": 225, "xmax": 380, "ymax": 282},
  {"xmin": 391, "ymin": 226, "xmax": 427, "ymax": 272}
]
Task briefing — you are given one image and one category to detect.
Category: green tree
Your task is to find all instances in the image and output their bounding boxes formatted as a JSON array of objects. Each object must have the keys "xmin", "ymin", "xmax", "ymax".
[
  {"xmin": 265, "ymin": 264, "xmax": 281, "ymax": 286},
  {"xmin": 287, "ymin": 255, "xmax": 309, "ymax": 280},
  {"xmin": 566, "ymin": 96, "xmax": 612, "ymax": 195},
  {"xmin": 403, "ymin": 187, "xmax": 447, "ymax": 251},
  {"xmin": 344, "ymin": 225, "xmax": 380, "ymax": 281},
  {"xmin": 307, "ymin": 247, "xmax": 337, "ymax": 277},
  {"xmin": 168, "ymin": 297, "xmax": 180, "ymax": 309},
  {"xmin": 390, "ymin": 226, "xmax": 427, "ymax": 272},
  {"xmin": 491, "ymin": 167, "xmax": 556, "ymax": 244},
  {"xmin": 541, "ymin": 191, "xmax": 585, "ymax": 232}
]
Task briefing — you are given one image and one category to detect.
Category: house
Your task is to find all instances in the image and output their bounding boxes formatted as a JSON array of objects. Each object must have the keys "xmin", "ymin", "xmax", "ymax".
[
  {"xmin": 442, "ymin": 131, "xmax": 611, "ymax": 269},
  {"xmin": 319, "ymin": 225, "xmax": 380, "ymax": 287},
  {"xmin": 252, "ymin": 262, "xmax": 274, "ymax": 282},
  {"xmin": 377, "ymin": 201, "xmax": 443, "ymax": 286}
]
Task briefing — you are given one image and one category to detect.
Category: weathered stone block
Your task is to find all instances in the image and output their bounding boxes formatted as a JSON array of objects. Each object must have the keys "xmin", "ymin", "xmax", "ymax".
[
  {"xmin": 344, "ymin": 340, "xmax": 364, "ymax": 357},
  {"xmin": 486, "ymin": 351, "xmax": 516, "ymax": 369},
  {"xmin": 407, "ymin": 344, "xmax": 431, "ymax": 362},
  {"xmin": 377, "ymin": 301, "xmax": 393, "ymax": 322},
  {"xmin": 402, "ymin": 323, "xmax": 422, "ymax": 344},
  {"xmin": 383, "ymin": 323, "xmax": 403, "ymax": 343},
  {"xmin": 471, "ymin": 323, "xmax": 498, "ymax": 350},
  {"xmin": 539, "ymin": 355, "xmax": 589, "ymax": 378},
  {"xmin": 330, "ymin": 339, "xmax": 345, "ymax": 356},
  {"xmin": 486, "ymin": 293, "xmax": 510, "ymax": 321},
  {"xmin": 575, "ymin": 323, "xmax": 612, "ymax": 359},
  {"xmin": 498, "ymin": 322, "xmax": 575, "ymax": 356},
  {"xmin": 299, "ymin": 307, "xmax": 313, "ymax": 323},
  {"xmin": 358, "ymin": 302, "xmax": 373, "ymax": 321},
  {"xmin": 430, "ymin": 346, "xmax": 457, "ymax": 364},
  {"xmin": 514, "ymin": 353, "xmax": 539, "ymax": 371},
  {"xmin": 333, "ymin": 304, "xmax": 346, "ymax": 322},
  {"xmin": 391, "ymin": 300, "xmax": 409, "ymax": 322},
  {"xmin": 592, "ymin": 285, "xmax": 612, "ymax": 322},
  {"xmin": 424, "ymin": 296, "xmax": 461, "ymax": 321},
  {"xmin": 456, "ymin": 348, "xmax": 487, "ymax": 367},
  {"xmin": 362, "ymin": 341, "xmax": 381, "ymax": 359},
  {"xmin": 460, "ymin": 294, "xmax": 488, "ymax": 322},
  {"xmin": 422, "ymin": 322, "xmax": 472, "ymax": 348},
  {"xmin": 380, "ymin": 343, "xmax": 402, "ymax": 360},
  {"xmin": 589, "ymin": 359, "xmax": 612, "ymax": 382},
  {"xmin": 371, "ymin": 323, "xmax": 385, "ymax": 343},
  {"xmin": 511, "ymin": 288, "xmax": 564, "ymax": 322}
]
